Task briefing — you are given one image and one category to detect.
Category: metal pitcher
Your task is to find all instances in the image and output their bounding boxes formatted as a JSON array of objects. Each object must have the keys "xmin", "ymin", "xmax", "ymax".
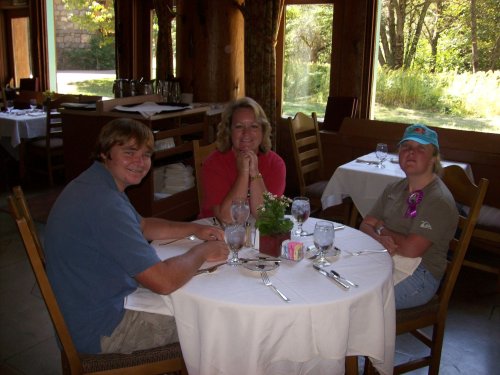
[{"xmin": 112, "ymin": 79, "xmax": 127, "ymax": 98}]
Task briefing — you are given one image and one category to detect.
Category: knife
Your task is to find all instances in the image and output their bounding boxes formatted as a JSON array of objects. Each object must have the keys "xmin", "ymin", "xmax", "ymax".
[
  {"xmin": 313, "ymin": 264, "xmax": 350, "ymax": 289},
  {"xmin": 240, "ymin": 257, "xmax": 281, "ymax": 263},
  {"xmin": 330, "ymin": 269, "xmax": 358, "ymax": 287}
]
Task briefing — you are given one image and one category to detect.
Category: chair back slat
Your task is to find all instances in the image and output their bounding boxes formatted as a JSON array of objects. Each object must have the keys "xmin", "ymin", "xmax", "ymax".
[
  {"xmin": 288, "ymin": 112, "xmax": 324, "ymax": 197},
  {"xmin": 193, "ymin": 140, "xmax": 217, "ymax": 212}
]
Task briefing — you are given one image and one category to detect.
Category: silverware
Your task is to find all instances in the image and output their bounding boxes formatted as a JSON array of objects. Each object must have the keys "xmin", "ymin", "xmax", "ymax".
[
  {"xmin": 330, "ymin": 269, "xmax": 358, "ymax": 287},
  {"xmin": 240, "ymin": 256, "xmax": 281, "ymax": 263},
  {"xmin": 158, "ymin": 235, "xmax": 198, "ymax": 246},
  {"xmin": 212, "ymin": 216, "xmax": 226, "ymax": 229},
  {"xmin": 313, "ymin": 264, "xmax": 350, "ymax": 289},
  {"xmin": 261, "ymin": 271, "xmax": 290, "ymax": 302},
  {"xmin": 196, "ymin": 262, "xmax": 227, "ymax": 275},
  {"xmin": 349, "ymin": 249, "xmax": 388, "ymax": 256},
  {"xmin": 356, "ymin": 159, "xmax": 380, "ymax": 165}
]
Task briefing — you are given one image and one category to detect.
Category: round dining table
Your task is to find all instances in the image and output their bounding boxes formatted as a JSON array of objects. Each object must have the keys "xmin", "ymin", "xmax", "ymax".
[{"xmin": 126, "ymin": 217, "xmax": 395, "ymax": 375}]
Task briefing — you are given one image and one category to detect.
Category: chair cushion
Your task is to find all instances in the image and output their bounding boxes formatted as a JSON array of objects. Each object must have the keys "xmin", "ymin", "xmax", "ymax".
[
  {"xmin": 305, "ymin": 180, "xmax": 328, "ymax": 198},
  {"xmin": 76, "ymin": 342, "xmax": 183, "ymax": 372}
]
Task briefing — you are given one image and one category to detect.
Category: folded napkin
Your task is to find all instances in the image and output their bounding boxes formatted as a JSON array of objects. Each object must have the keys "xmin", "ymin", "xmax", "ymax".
[
  {"xmin": 392, "ymin": 254, "xmax": 422, "ymax": 285},
  {"xmin": 114, "ymin": 101, "xmax": 193, "ymax": 119},
  {"xmin": 124, "ymin": 287, "xmax": 173, "ymax": 315}
]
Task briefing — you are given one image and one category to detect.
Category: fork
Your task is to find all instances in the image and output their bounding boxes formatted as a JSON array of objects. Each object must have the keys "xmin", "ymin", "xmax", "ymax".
[
  {"xmin": 261, "ymin": 271, "xmax": 290, "ymax": 302},
  {"xmin": 196, "ymin": 262, "xmax": 227, "ymax": 275}
]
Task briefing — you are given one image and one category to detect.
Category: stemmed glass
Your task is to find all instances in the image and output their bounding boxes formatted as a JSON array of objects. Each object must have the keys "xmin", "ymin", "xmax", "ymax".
[
  {"xmin": 291, "ymin": 196, "xmax": 310, "ymax": 236},
  {"xmin": 225, "ymin": 224, "xmax": 246, "ymax": 265},
  {"xmin": 375, "ymin": 143, "xmax": 388, "ymax": 168},
  {"xmin": 29, "ymin": 99, "xmax": 37, "ymax": 112},
  {"xmin": 6, "ymin": 100, "xmax": 14, "ymax": 114},
  {"xmin": 313, "ymin": 221, "xmax": 335, "ymax": 266},
  {"xmin": 231, "ymin": 198, "xmax": 250, "ymax": 225}
]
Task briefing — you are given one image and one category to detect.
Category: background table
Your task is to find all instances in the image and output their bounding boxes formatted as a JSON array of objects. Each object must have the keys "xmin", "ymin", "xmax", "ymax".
[
  {"xmin": 0, "ymin": 110, "xmax": 46, "ymax": 161},
  {"xmin": 0, "ymin": 110, "xmax": 46, "ymax": 147},
  {"xmin": 126, "ymin": 217, "xmax": 395, "ymax": 375},
  {"xmin": 321, "ymin": 152, "xmax": 473, "ymax": 218}
]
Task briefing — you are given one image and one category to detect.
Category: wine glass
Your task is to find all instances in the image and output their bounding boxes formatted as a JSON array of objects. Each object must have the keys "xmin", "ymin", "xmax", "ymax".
[
  {"xmin": 231, "ymin": 198, "xmax": 250, "ymax": 225},
  {"xmin": 375, "ymin": 143, "xmax": 388, "ymax": 168},
  {"xmin": 313, "ymin": 221, "xmax": 335, "ymax": 266},
  {"xmin": 225, "ymin": 224, "xmax": 246, "ymax": 265},
  {"xmin": 29, "ymin": 99, "xmax": 37, "ymax": 112},
  {"xmin": 6, "ymin": 100, "xmax": 14, "ymax": 114},
  {"xmin": 291, "ymin": 196, "xmax": 310, "ymax": 236}
]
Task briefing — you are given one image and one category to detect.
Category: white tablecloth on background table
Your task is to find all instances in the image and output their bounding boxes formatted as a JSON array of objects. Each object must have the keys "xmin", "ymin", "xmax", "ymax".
[
  {"xmin": 0, "ymin": 110, "xmax": 46, "ymax": 147},
  {"xmin": 321, "ymin": 152, "xmax": 473, "ymax": 218},
  {"xmin": 125, "ymin": 217, "xmax": 395, "ymax": 375}
]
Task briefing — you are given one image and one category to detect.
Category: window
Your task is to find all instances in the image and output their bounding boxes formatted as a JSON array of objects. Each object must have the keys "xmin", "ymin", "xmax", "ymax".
[
  {"xmin": 279, "ymin": 1, "xmax": 333, "ymax": 119},
  {"xmin": 52, "ymin": 0, "xmax": 116, "ymax": 97},
  {"xmin": 372, "ymin": 0, "xmax": 500, "ymax": 134}
]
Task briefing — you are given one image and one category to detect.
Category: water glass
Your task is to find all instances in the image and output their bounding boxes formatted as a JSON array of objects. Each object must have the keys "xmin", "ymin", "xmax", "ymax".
[
  {"xmin": 6, "ymin": 100, "xmax": 14, "ymax": 114},
  {"xmin": 291, "ymin": 197, "xmax": 311, "ymax": 236},
  {"xmin": 231, "ymin": 198, "xmax": 250, "ymax": 225},
  {"xmin": 225, "ymin": 224, "xmax": 246, "ymax": 265},
  {"xmin": 375, "ymin": 143, "xmax": 388, "ymax": 168},
  {"xmin": 29, "ymin": 99, "xmax": 37, "ymax": 111},
  {"xmin": 313, "ymin": 221, "xmax": 335, "ymax": 266}
]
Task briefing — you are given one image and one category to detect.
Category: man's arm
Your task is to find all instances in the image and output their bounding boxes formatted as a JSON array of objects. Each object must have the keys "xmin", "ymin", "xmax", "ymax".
[{"xmin": 135, "ymin": 240, "xmax": 229, "ymax": 295}]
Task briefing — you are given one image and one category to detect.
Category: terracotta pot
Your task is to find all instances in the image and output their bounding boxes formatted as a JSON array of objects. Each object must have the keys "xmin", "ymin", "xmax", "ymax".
[{"xmin": 259, "ymin": 232, "xmax": 290, "ymax": 257}]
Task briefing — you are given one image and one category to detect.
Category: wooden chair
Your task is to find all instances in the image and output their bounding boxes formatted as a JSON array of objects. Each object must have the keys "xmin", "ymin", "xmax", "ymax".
[
  {"xmin": 23, "ymin": 95, "xmax": 77, "ymax": 186},
  {"xmin": 7, "ymin": 192, "xmax": 188, "ymax": 375},
  {"xmin": 463, "ymin": 223, "xmax": 500, "ymax": 292},
  {"xmin": 193, "ymin": 139, "xmax": 217, "ymax": 212},
  {"xmin": 287, "ymin": 112, "xmax": 328, "ymax": 215},
  {"xmin": 365, "ymin": 165, "xmax": 489, "ymax": 375},
  {"xmin": 321, "ymin": 96, "xmax": 358, "ymax": 132},
  {"xmin": 19, "ymin": 77, "xmax": 40, "ymax": 92},
  {"xmin": 10, "ymin": 185, "xmax": 45, "ymax": 265}
]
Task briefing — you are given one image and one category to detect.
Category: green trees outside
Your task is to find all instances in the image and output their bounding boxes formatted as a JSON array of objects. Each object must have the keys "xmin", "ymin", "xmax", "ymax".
[{"xmin": 283, "ymin": 1, "xmax": 499, "ymax": 133}]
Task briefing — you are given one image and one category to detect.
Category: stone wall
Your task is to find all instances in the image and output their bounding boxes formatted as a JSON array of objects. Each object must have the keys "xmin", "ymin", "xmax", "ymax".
[{"xmin": 53, "ymin": 0, "xmax": 94, "ymax": 69}]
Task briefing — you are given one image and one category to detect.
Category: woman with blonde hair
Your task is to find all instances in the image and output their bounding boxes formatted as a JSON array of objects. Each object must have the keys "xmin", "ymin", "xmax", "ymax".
[{"xmin": 200, "ymin": 97, "xmax": 286, "ymax": 222}]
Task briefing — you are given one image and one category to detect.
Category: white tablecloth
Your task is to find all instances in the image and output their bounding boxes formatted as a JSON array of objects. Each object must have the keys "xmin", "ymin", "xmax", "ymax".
[
  {"xmin": 126, "ymin": 218, "xmax": 395, "ymax": 375},
  {"xmin": 321, "ymin": 152, "xmax": 473, "ymax": 217},
  {"xmin": 0, "ymin": 110, "xmax": 46, "ymax": 147}
]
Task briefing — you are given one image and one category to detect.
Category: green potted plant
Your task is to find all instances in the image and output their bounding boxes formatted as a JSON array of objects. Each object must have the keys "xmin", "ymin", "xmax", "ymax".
[{"xmin": 255, "ymin": 192, "xmax": 294, "ymax": 256}]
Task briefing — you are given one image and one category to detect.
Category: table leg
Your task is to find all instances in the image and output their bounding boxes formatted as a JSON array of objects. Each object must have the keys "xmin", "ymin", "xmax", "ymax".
[{"xmin": 18, "ymin": 140, "xmax": 26, "ymax": 180}]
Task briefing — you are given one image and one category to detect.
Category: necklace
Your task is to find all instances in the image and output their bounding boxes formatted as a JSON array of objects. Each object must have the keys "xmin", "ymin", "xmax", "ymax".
[{"xmin": 405, "ymin": 190, "xmax": 424, "ymax": 218}]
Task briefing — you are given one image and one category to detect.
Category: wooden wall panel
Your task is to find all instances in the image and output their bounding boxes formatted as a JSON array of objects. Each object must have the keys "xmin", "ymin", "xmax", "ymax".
[{"xmin": 177, "ymin": 0, "xmax": 244, "ymax": 102}]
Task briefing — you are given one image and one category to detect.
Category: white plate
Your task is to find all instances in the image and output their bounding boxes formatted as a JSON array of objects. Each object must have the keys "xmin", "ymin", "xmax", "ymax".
[{"xmin": 242, "ymin": 260, "xmax": 279, "ymax": 272}]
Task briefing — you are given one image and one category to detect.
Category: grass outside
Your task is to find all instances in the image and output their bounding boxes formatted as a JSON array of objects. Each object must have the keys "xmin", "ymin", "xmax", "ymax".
[{"xmin": 65, "ymin": 76, "xmax": 500, "ymax": 134}]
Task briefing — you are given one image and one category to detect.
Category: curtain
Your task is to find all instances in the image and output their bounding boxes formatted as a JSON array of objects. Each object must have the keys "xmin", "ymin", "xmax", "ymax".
[
  {"xmin": 241, "ymin": 0, "xmax": 284, "ymax": 150},
  {"xmin": 29, "ymin": 0, "xmax": 49, "ymax": 91},
  {"xmin": 153, "ymin": 0, "xmax": 176, "ymax": 80}
]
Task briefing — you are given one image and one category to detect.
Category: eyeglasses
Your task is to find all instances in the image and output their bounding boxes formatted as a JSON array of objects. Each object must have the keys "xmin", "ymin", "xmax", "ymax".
[{"xmin": 232, "ymin": 122, "xmax": 261, "ymax": 132}]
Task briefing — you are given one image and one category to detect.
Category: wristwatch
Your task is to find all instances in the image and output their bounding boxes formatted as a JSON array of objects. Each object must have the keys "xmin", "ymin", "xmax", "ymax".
[{"xmin": 376, "ymin": 225, "xmax": 384, "ymax": 236}]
